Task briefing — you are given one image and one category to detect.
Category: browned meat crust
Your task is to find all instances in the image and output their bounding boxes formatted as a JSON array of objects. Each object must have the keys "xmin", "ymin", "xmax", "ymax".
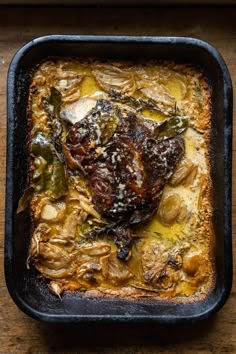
[{"xmin": 65, "ymin": 100, "xmax": 184, "ymax": 259}]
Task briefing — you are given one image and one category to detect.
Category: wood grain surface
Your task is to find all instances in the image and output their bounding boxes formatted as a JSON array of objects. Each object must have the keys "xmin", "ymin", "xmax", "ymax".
[{"xmin": 0, "ymin": 6, "xmax": 235, "ymax": 353}]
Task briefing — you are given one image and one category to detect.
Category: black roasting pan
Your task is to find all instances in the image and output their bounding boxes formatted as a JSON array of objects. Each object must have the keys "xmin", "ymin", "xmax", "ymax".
[{"xmin": 5, "ymin": 35, "xmax": 233, "ymax": 323}]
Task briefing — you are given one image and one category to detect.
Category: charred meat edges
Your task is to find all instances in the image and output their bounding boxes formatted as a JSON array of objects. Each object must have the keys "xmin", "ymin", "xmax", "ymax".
[{"xmin": 65, "ymin": 99, "xmax": 186, "ymax": 259}]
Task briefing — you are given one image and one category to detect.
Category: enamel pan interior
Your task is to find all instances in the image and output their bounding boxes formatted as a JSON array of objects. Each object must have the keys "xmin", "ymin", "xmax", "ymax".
[{"xmin": 5, "ymin": 36, "xmax": 233, "ymax": 323}]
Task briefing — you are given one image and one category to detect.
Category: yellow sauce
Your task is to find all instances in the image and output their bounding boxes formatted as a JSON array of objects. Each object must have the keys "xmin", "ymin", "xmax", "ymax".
[
  {"xmin": 80, "ymin": 75, "xmax": 100, "ymax": 97},
  {"xmin": 142, "ymin": 108, "xmax": 166, "ymax": 121}
]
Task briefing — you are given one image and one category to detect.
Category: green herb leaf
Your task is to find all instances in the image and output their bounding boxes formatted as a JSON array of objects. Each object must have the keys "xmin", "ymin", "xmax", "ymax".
[
  {"xmin": 97, "ymin": 111, "xmax": 119, "ymax": 145},
  {"xmin": 31, "ymin": 132, "xmax": 54, "ymax": 163},
  {"xmin": 48, "ymin": 87, "xmax": 62, "ymax": 118},
  {"xmin": 31, "ymin": 132, "xmax": 68, "ymax": 199},
  {"xmin": 46, "ymin": 157, "xmax": 68, "ymax": 199},
  {"xmin": 33, "ymin": 156, "xmax": 47, "ymax": 192},
  {"xmin": 154, "ymin": 115, "xmax": 189, "ymax": 140}
]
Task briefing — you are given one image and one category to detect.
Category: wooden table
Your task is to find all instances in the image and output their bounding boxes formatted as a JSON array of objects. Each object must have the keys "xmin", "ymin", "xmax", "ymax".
[{"xmin": 0, "ymin": 6, "xmax": 235, "ymax": 353}]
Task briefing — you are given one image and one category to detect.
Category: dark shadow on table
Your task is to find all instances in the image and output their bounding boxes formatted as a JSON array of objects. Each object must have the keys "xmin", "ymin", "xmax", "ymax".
[{"xmin": 37, "ymin": 314, "xmax": 217, "ymax": 352}]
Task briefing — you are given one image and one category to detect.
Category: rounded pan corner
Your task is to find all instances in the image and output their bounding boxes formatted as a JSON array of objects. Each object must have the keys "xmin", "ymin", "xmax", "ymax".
[
  {"xmin": 4, "ymin": 260, "xmax": 62, "ymax": 323},
  {"xmin": 191, "ymin": 37, "xmax": 233, "ymax": 103},
  {"xmin": 4, "ymin": 263, "xmax": 41, "ymax": 322}
]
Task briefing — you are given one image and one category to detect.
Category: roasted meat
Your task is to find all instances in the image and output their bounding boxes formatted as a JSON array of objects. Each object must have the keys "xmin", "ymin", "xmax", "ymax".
[{"xmin": 65, "ymin": 99, "xmax": 185, "ymax": 259}]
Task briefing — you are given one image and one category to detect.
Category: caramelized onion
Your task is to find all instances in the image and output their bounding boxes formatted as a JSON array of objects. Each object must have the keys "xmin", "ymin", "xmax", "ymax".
[
  {"xmin": 100, "ymin": 253, "xmax": 133, "ymax": 285},
  {"xmin": 92, "ymin": 64, "xmax": 136, "ymax": 94},
  {"xmin": 158, "ymin": 194, "xmax": 181, "ymax": 225}
]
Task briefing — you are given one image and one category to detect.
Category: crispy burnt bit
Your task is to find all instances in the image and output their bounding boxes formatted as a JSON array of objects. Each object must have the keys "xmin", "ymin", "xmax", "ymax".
[
  {"xmin": 87, "ymin": 223, "xmax": 132, "ymax": 261},
  {"xmin": 65, "ymin": 100, "xmax": 185, "ymax": 260}
]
